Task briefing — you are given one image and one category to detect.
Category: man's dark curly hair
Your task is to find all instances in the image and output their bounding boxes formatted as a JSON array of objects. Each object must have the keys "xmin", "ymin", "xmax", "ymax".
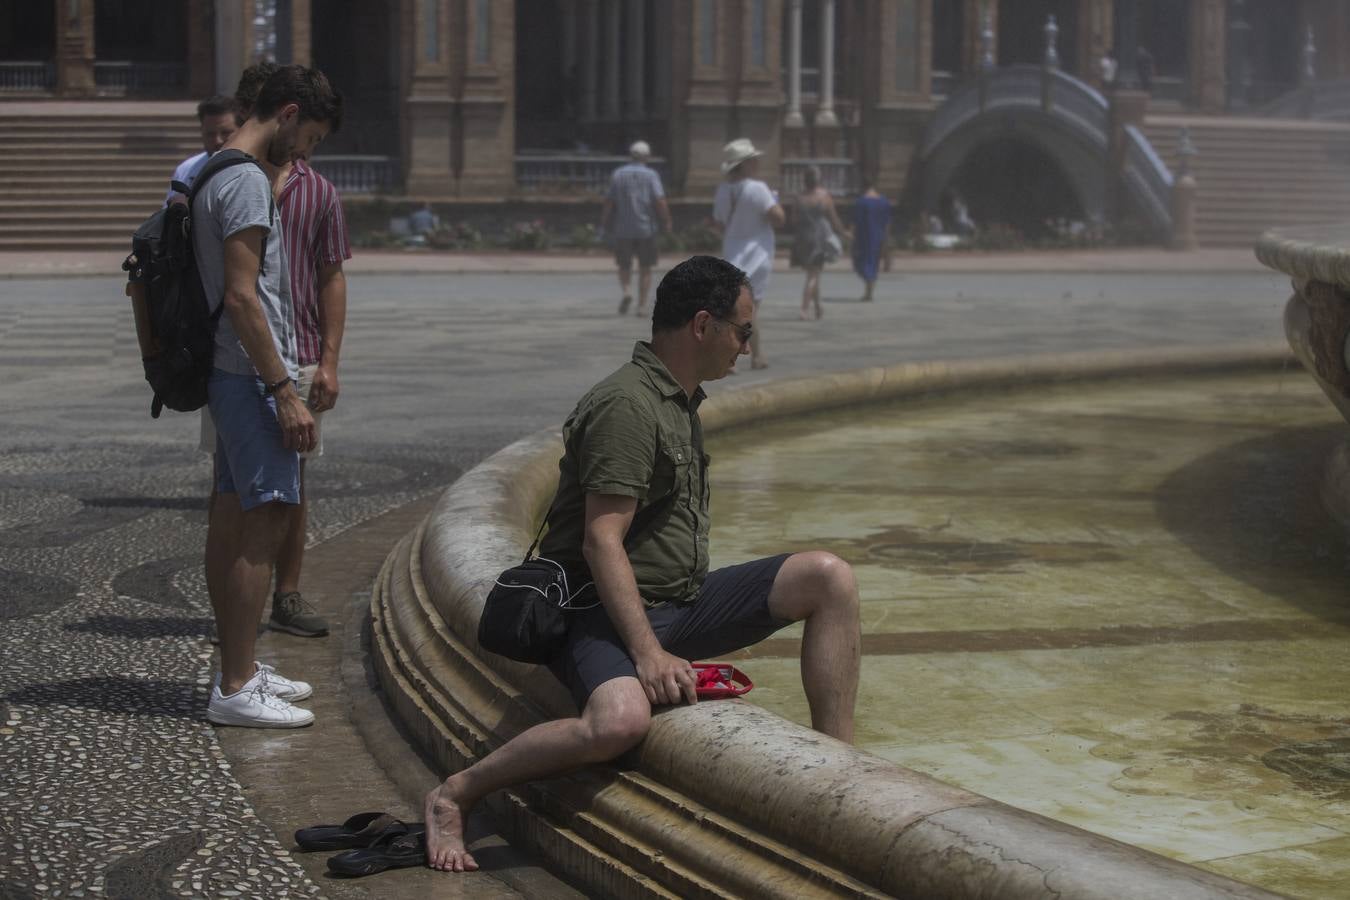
[
  {"xmin": 652, "ymin": 256, "xmax": 750, "ymax": 332},
  {"xmin": 250, "ymin": 64, "xmax": 343, "ymax": 133},
  {"xmin": 233, "ymin": 61, "xmax": 280, "ymax": 117}
]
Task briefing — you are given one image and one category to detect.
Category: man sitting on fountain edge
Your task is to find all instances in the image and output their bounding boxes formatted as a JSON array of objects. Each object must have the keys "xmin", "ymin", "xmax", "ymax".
[{"xmin": 424, "ymin": 254, "xmax": 862, "ymax": 872}]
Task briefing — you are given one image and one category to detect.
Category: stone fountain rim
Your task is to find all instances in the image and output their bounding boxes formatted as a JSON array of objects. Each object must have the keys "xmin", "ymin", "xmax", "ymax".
[{"xmin": 387, "ymin": 344, "xmax": 1291, "ymax": 899}]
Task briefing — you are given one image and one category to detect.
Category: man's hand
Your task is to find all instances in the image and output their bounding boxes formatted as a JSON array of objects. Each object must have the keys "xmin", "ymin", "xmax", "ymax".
[
  {"xmin": 308, "ymin": 362, "xmax": 340, "ymax": 413},
  {"xmin": 274, "ymin": 384, "xmax": 317, "ymax": 452},
  {"xmin": 634, "ymin": 648, "xmax": 698, "ymax": 706}
]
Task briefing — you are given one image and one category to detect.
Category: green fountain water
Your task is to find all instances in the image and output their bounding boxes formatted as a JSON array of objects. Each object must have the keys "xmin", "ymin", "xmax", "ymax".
[{"xmin": 707, "ymin": 370, "xmax": 1350, "ymax": 899}]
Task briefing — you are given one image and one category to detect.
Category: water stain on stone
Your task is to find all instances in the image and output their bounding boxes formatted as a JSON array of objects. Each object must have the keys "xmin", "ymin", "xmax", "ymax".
[
  {"xmin": 916, "ymin": 438, "xmax": 1081, "ymax": 461},
  {"xmin": 774, "ymin": 523, "xmax": 1121, "ymax": 576},
  {"xmin": 105, "ymin": 828, "xmax": 204, "ymax": 900}
]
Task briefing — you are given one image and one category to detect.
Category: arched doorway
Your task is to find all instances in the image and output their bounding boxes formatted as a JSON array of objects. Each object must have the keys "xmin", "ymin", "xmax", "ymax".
[{"xmin": 944, "ymin": 137, "xmax": 1087, "ymax": 240}]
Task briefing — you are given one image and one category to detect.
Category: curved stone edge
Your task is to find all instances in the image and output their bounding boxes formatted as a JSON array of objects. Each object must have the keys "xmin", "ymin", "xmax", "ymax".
[
  {"xmin": 1255, "ymin": 223, "xmax": 1350, "ymax": 288},
  {"xmin": 374, "ymin": 346, "xmax": 1292, "ymax": 900}
]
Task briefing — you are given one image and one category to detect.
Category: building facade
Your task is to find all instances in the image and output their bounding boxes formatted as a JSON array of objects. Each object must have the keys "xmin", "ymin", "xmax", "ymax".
[{"xmin": 2, "ymin": 0, "xmax": 1348, "ymax": 202}]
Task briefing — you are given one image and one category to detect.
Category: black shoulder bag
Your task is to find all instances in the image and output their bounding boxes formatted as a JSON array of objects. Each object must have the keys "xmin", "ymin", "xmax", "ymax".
[{"xmin": 477, "ymin": 500, "xmax": 669, "ymax": 664}]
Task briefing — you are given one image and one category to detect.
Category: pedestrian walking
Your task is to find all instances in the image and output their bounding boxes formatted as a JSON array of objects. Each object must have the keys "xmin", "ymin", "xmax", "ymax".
[
  {"xmin": 851, "ymin": 183, "xmax": 892, "ymax": 303},
  {"xmin": 713, "ymin": 139, "xmax": 784, "ymax": 369},
  {"xmin": 789, "ymin": 165, "xmax": 847, "ymax": 321},
  {"xmin": 600, "ymin": 140, "xmax": 672, "ymax": 315}
]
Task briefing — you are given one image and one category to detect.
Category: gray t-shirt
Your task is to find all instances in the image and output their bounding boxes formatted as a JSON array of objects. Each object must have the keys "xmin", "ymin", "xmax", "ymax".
[{"xmin": 192, "ymin": 162, "xmax": 297, "ymax": 379}]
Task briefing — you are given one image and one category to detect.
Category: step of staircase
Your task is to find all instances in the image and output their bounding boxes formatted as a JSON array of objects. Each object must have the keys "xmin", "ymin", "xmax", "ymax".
[
  {"xmin": 0, "ymin": 103, "xmax": 208, "ymax": 251},
  {"xmin": 1141, "ymin": 115, "xmax": 1350, "ymax": 247}
]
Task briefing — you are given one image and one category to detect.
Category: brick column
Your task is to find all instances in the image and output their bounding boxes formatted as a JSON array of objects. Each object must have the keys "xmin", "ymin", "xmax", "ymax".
[
  {"xmin": 457, "ymin": 0, "xmax": 515, "ymax": 196},
  {"xmin": 290, "ymin": 0, "xmax": 312, "ymax": 66},
  {"xmin": 187, "ymin": 0, "xmax": 215, "ymax": 97},
  {"xmin": 1188, "ymin": 0, "xmax": 1226, "ymax": 112},
  {"xmin": 735, "ymin": 0, "xmax": 784, "ymax": 178},
  {"xmin": 403, "ymin": 0, "xmax": 456, "ymax": 196},
  {"xmin": 859, "ymin": 0, "xmax": 932, "ymax": 198},
  {"xmin": 54, "ymin": 0, "xmax": 96, "ymax": 98},
  {"xmin": 681, "ymin": 0, "xmax": 738, "ymax": 196}
]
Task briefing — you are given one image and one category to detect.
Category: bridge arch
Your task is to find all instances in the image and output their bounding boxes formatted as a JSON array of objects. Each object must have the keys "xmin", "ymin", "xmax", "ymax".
[{"xmin": 917, "ymin": 66, "xmax": 1173, "ymax": 241}]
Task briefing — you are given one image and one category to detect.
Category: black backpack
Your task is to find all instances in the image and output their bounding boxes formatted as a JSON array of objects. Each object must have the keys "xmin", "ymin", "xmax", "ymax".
[{"xmin": 122, "ymin": 149, "xmax": 270, "ymax": 418}]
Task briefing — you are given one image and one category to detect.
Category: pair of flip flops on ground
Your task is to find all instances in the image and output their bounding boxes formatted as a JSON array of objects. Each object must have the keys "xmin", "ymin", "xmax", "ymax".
[{"xmin": 295, "ymin": 811, "xmax": 426, "ymax": 876}]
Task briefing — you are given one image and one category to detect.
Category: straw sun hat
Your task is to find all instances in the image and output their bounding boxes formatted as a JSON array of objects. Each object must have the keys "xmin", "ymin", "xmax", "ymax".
[{"xmin": 721, "ymin": 138, "xmax": 763, "ymax": 175}]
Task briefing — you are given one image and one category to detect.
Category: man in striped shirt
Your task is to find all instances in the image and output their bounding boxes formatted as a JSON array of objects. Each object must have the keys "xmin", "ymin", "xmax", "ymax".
[
  {"xmin": 267, "ymin": 153, "xmax": 352, "ymax": 637},
  {"xmin": 600, "ymin": 141, "xmax": 672, "ymax": 316}
]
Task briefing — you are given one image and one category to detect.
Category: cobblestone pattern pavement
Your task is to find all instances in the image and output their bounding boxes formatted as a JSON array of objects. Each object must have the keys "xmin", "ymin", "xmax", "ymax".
[{"xmin": 0, "ymin": 266, "xmax": 1289, "ymax": 897}]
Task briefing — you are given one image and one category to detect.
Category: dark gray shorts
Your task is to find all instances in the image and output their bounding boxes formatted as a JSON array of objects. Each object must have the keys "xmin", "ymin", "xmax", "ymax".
[
  {"xmin": 613, "ymin": 236, "xmax": 658, "ymax": 270},
  {"xmin": 548, "ymin": 554, "xmax": 793, "ymax": 710}
]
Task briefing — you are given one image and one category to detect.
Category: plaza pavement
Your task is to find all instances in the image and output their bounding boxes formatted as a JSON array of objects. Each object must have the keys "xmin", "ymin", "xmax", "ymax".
[{"xmin": 0, "ymin": 249, "xmax": 1293, "ymax": 898}]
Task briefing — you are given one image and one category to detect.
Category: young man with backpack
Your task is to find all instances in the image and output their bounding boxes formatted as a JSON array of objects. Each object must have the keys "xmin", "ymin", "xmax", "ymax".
[
  {"xmin": 195, "ymin": 62, "xmax": 352, "ymax": 641},
  {"xmin": 197, "ymin": 65, "xmax": 343, "ymax": 727}
]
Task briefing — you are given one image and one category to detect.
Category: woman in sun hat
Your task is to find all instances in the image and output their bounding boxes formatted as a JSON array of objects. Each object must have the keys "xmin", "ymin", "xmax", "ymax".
[{"xmin": 712, "ymin": 138, "xmax": 785, "ymax": 369}]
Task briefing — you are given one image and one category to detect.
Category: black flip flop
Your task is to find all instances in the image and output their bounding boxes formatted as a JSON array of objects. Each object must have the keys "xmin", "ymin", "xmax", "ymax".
[
  {"xmin": 295, "ymin": 811, "xmax": 398, "ymax": 851},
  {"xmin": 326, "ymin": 824, "xmax": 427, "ymax": 877}
]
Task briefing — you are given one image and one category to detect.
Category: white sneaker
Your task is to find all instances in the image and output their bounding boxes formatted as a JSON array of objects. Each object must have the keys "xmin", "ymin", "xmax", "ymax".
[
  {"xmin": 207, "ymin": 670, "xmax": 315, "ymax": 728},
  {"xmin": 212, "ymin": 662, "xmax": 313, "ymax": 702},
  {"xmin": 255, "ymin": 662, "xmax": 313, "ymax": 701}
]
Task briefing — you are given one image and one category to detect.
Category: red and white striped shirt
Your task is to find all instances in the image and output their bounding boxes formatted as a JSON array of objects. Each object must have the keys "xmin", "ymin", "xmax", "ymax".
[{"xmin": 279, "ymin": 159, "xmax": 352, "ymax": 366}]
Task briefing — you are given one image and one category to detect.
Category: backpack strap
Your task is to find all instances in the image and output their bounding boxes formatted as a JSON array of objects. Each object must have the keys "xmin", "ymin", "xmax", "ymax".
[{"xmin": 188, "ymin": 149, "xmax": 277, "ymax": 281}]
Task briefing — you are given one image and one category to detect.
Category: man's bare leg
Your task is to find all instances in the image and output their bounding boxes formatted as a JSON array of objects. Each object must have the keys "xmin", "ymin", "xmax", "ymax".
[
  {"xmin": 767, "ymin": 551, "xmax": 860, "ymax": 742},
  {"xmin": 425, "ymin": 677, "xmax": 651, "ymax": 872},
  {"xmin": 637, "ymin": 266, "xmax": 653, "ymax": 312},
  {"xmin": 274, "ymin": 460, "xmax": 306, "ymax": 594},
  {"xmin": 212, "ymin": 498, "xmax": 288, "ymax": 694},
  {"xmin": 617, "ymin": 265, "xmax": 633, "ymax": 313}
]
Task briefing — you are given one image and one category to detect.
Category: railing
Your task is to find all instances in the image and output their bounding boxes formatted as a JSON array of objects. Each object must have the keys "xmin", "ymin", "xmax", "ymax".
[
  {"xmin": 921, "ymin": 64, "xmax": 1174, "ymax": 236},
  {"xmin": 514, "ymin": 153, "xmax": 671, "ymax": 195},
  {"xmin": 780, "ymin": 158, "xmax": 857, "ymax": 197},
  {"xmin": 308, "ymin": 155, "xmax": 401, "ymax": 195},
  {"xmin": 1260, "ymin": 79, "xmax": 1350, "ymax": 120},
  {"xmin": 0, "ymin": 61, "xmax": 55, "ymax": 92},
  {"xmin": 94, "ymin": 61, "xmax": 187, "ymax": 94}
]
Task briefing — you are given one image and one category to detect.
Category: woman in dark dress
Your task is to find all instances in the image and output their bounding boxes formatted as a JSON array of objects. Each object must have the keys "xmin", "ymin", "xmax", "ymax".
[
  {"xmin": 851, "ymin": 184, "xmax": 892, "ymax": 302},
  {"xmin": 790, "ymin": 166, "xmax": 847, "ymax": 320}
]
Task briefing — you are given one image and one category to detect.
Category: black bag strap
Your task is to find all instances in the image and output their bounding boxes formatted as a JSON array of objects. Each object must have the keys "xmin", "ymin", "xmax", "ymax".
[{"xmin": 187, "ymin": 149, "xmax": 277, "ymax": 279}]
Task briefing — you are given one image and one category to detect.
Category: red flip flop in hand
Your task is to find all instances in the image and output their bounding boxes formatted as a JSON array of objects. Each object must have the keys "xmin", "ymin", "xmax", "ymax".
[{"xmin": 692, "ymin": 663, "xmax": 753, "ymax": 699}]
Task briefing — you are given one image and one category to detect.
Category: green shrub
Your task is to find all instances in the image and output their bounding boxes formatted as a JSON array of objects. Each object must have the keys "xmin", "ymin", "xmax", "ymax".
[{"xmin": 504, "ymin": 219, "xmax": 552, "ymax": 251}]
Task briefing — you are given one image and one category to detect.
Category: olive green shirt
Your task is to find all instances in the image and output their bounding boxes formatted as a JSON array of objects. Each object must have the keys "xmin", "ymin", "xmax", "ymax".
[{"xmin": 539, "ymin": 342, "xmax": 710, "ymax": 606}]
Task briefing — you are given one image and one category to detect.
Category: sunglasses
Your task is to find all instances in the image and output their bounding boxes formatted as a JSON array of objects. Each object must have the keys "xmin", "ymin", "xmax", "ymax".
[{"xmin": 715, "ymin": 316, "xmax": 754, "ymax": 344}]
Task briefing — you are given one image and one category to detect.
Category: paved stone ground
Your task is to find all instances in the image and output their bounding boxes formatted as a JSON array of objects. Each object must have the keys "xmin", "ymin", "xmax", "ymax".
[{"xmin": 0, "ymin": 260, "xmax": 1292, "ymax": 898}]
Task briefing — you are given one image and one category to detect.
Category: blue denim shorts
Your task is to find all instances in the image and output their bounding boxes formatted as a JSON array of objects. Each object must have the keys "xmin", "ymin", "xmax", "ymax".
[{"xmin": 208, "ymin": 369, "xmax": 300, "ymax": 511}]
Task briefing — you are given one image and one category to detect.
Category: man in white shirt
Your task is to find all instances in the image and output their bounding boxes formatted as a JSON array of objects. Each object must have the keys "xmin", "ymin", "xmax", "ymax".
[
  {"xmin": 713, "ymin": 139, "xmax": 784, "ymax": 369},
  {"xmin": 165, "ymin": 95, "xmax": 242, "ymax": 205}
]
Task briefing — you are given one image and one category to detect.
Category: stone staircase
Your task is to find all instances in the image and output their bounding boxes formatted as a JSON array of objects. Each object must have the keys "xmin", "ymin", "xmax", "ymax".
[
  {"xmin": 1143, "ymin": 115, "xmax": 1350, "ymax": 248},
  {"xmin": 0, "ymin": 101, "xmax": 200, "ymax": 252}
]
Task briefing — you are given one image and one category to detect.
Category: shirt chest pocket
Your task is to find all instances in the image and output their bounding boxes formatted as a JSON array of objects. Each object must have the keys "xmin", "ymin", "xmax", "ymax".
[{"xmin": 649, "ymin": 440, "xmax": 693, "ymax": 504}]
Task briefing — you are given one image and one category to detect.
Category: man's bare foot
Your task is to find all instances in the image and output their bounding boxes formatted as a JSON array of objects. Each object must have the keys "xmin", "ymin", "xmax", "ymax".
[{"xmin": 424, "ymin": 782, "xmax": 479, "ymax": 872}]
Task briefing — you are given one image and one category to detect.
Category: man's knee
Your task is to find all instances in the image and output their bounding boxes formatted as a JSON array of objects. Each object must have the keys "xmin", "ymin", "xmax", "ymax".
[
  {"xmin": 584, "ymin": 680, "xmax": 652, "ymax": 757},
  {"xmin": 773, "ymin": 551, "xmax": 859, "ymax": 621}
]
